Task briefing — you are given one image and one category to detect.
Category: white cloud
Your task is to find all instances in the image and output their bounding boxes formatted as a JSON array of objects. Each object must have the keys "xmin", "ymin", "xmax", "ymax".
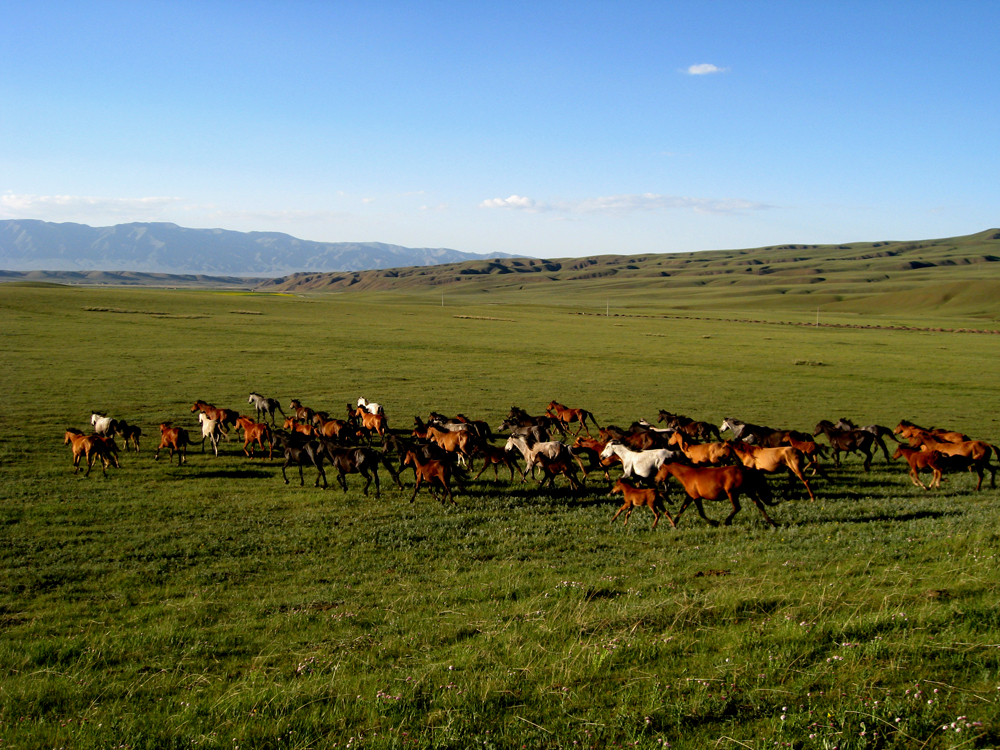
[
  {"xmin": 419, "ymin": 203, "xmax": 449, "ymax": 211},
  {"xmin": 362, "ymin": 197, "xmax": 376, "ymax": 204},
  {"xmin": 480, "ymin": 192, "xmax": 772, "ymax": 217},
  {"xmin": 0, "ymin": 193, "xmax": 184, "ymax": 221},
  {"xmin": 686, "ymin": 63, "xmax": 727, "ymax": 75},
  {"xmin": 479, "ymin": 195, "xmax": 546, "ymax": 212}
]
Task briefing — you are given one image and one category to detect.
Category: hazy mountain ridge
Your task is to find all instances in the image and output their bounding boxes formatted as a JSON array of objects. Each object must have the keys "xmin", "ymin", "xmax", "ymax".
[{"xmin": 0, "ymin": 220, "xmax": 517, "ymax": 275}]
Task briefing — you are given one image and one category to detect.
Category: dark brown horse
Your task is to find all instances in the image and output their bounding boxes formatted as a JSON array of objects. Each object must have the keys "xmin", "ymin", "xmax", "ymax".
[
  {"xmin": 813, "ymin": 420, "xmax": 878, "ymax": 471},
  {"xmin": 403, "ymin": 450, "xmax": 463, "ymax": 504}
]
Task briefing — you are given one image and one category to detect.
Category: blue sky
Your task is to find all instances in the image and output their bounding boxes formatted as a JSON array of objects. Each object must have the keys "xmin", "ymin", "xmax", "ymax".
[{"xmin": 1, "ymin": 1, "xmax": 997, "ymax": 258}]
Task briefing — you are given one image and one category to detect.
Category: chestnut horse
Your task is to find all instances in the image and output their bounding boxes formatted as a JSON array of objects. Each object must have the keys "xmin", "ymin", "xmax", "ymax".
[
  {"xmin": 403, "ymin": 450, "xmax": 463, "ymax": 504},
  {"xmin": 236, "ymin": 416, "xmax": 273, "ymax": 459},
  {"xmin": 609, "ymin": 478, "xmax": 672, "ymax": 529},
  {"xmin": 907, "ymin": 435, "xmax": 999, "ymax": 490},
  {"xmin": 894, "ymin": 420, "xmax": 969, "ymax": 445},
  {"xmin": 667, "ymin": 432, "xmax": 734, "ymax": 465},
  {"xmin": 545, "ymin": 401, "xmax": 599, "ymax": 437},
  {"xmin": 355, "ymin": 407, "xmax": 388, "ymax": 444},
  {"xmin": 892, "ymin": 445, "xmax": 946, "ymax": 490},
  {"xmin": 730, "ymin": 442, "xmax": 815, "ymax": 502},
  {"xmin": 64, "ymin": 429, "xmax": 120, "ymax": 476},
  {"xmin": 190, "ymin": 401, "xmax": 238, "ymax": 433},
  {"xmin": 153, "ymin": 423, "xmax": 192, "ymax": 466},
  {"xmin": 654, "ymin": 463, "xmax": 778, "ymax": 528}
]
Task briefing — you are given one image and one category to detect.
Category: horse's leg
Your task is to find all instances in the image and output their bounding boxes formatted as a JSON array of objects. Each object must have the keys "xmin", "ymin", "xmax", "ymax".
[
  {"xmin": 410, "ymin": 475, "xmax": 422, "ymax": 502},
  {"xmin": 910, "ymin": 468, "xmax": 928, "ymax": 489},
  {"xmin": 861, "ymin": 445, "xmax": 873, "ymax": 472},
  {"xmin": 793, "ymin": 467, "xmax": 815, "ymax": 502},
  {"xmin": 723, "ymin": 491, "xmax": 741, "ymax": 526},
  {"xmin": 691, "ymin": 497, "xmax": 718, "ymax": 527},
  {"xmin": 281, "ymin": 461, "xmax": 291, "ymax": 484}
]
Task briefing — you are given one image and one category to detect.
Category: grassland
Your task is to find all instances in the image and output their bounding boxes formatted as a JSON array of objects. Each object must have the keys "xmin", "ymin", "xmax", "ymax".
[{"xmin": 2, "ymin": 282, "xmax": 1000, "ymax": 749}]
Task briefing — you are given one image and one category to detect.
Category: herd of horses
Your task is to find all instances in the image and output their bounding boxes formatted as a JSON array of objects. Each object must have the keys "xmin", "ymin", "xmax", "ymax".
[{"xmin": 67, "ymin": 395, "xmax": 1000, "ymax": 528}]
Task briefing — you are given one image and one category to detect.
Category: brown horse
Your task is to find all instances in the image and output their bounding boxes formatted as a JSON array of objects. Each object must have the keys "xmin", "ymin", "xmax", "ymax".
[
  {"xmin": 654, "ymin": 462, "xmax": 778, "ymax": 528},
  {"xmin": 190, "ymin": 401, "xmax": 238, "ymax": 433},
  {"xmin": 282, "ymin": 417, "xmax": 315, "ymax": 437},
  {"xmin": 313, "ymin": 415, "xmax": 356, "ymax": 440},
  {"xmin": 545, "ymin": 401, "xmax": 599, "ymax": 436},
  {"xmin": 907, "ymin": 435, "xmax": 999, "ymax": 490},
  {"xmin": 115, "ymin": 419, "xmax": 142, "ymax": 453},
  {"xmin": 355, "ymin": 407, "xmax": 388, "ymax": 443},
  {"xmin": 64, "ymin": 430, "xmax": 120, "ymax": 476},
  {"xmin": 413, "ymin": 422, "xmax": 475, "ymax": 465},
  {"xmin": 288, "ymin": 399, "xmax": 315, "ymax": 424},
  {"xmin": 895, "ymin": 420, "xmax": 969, "ymax": 444},
  {"xmin": 403, "ymin": 451, "xmax": 462, "ymax": 505},
  {"xmin": 153, "ymin": 423, "xmax": 192, "ymax": 465},
  {"xmin": 892, "ymin": 445, "xmax": 946, "ymax": 490},
  {"xmin": 813, "ymin": 421, "xmax": 878, "ymax": 471},
  {"xmin": 533, "ymin": 452, "xmax": 584, "ymax": 491},
  {"xmin": 731, "ymin": 442, "xmax": 815, "ymax": 501},
  {"xmin": 236, "ymin": 416, "xmax": 273, "ymax": 459},
  {"xmin": 609, "ymin": 478, "xmax": 672, "ymax": 529},
  {"xmin": 667, "ymin": 432, "xmax": 734, "ymax": 465},
  {"xmin": 473, "ymin": 442, "xmax": 524, "ymax": 482}
]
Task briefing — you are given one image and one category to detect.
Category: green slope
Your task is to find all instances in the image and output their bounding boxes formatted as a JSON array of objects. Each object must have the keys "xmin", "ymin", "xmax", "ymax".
[{"xmin": 257, "ymin": 228, "xmax": 1000, "ymax": 320}]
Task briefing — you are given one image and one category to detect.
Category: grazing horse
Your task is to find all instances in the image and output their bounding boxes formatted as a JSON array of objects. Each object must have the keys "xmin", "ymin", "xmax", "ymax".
[
  {"xmin": 907, "ymin": 435, "xmax": 999, "ymax": 491},
  {"xmin": 357, "ymin": 397, "xmax": 385, "ymax": 416},
  {"xmin": 609, "ymin": 479, "xmax": 672, "ymax": 529},
  {"xmin": 892, "ymin": 445, "xmax": 946, "ymax": 490},
  {"xmin": 403, "ymin": 450, "xmax": 464, "ymax": 504},
  {"xmin": 154, "ymin": 423, "xmax": 192, "ymax": 466},
  {"xmin": 115, "ymin": 420, "xmax": 142, "ymax": 453},
  {"xmin": 545, "ymin": 401, "xmax": 599, "ymax": 437},
  {"xmin": 273, "ymin": 432, "xmax": 327, "ymax": 488},
  {"xmin": 655, "ymin": 463, "xmax": 778, "ymax": 528},
  {"xmin": 599, "ymin": 441, "xmax": 676, "ymax": 483},
  {"xmin": 504, "ymin": 435, "xmax": 587, "ymax": 480},
  {"xmin": 813, "ymin": 420, "xmax": 879, "ymax": 471},
  {"xmin": 198, "ymin": 413, "xmax": 224, "ymax": 456},
  {"xmin": 236, "ymin": 416, "xmax": 273, "ymax": 459},
  {"xmin": 248, "ymin": 392, "xmax": 285, "ymax": 426},
  {"xmin": 64, "ymin": 430, "xmax": 120, "ymax": 476},
  {"xmin": 730, "ymin": 442, "xmax": 815, "ymax": 501},
  {"xmin": 91, "ymin": 413, "xmax": 119, "ymax": 437},
  {"xmin": 667, "ymin": 433, "xmax": 734, "ymax": 465}
]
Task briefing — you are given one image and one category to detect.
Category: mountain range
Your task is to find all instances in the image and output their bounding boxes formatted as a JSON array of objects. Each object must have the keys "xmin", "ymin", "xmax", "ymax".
[{"xmin": 0, "ymin": 220, "xmax": 517, "ymax": 275}]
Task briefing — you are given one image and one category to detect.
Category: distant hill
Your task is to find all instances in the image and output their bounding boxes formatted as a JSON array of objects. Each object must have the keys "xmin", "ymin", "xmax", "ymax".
[
  {"xmin": 257, "ymin": 229, "xmax": 1000, "ymax": 319},
  {"xmin": 0, "ymin": 220, "xmax": 518, "ymax": 275}
]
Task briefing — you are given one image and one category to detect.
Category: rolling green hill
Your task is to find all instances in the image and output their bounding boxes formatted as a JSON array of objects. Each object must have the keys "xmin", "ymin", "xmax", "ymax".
[{"xmin": 257, "ymin": 228, "xmax": 1000, "ymax": 320}]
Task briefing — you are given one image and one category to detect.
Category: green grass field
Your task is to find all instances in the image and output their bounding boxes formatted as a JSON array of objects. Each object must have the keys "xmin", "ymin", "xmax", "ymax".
[{"xmin": 2, "ymin": 283, "xmax": 1000, "ymax": 749}]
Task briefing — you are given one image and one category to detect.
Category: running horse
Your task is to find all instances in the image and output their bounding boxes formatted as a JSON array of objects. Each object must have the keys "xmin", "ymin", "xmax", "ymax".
[
  {"xmin": 654, "ymin": 463, "xmax": 778, "ymax": 528},
  {"xmin": 545, "ymin": 401, "xmax": 599, "ymax": 437},
  {"xmin": 248, "ymin": 392, "xmax": 285, "ymax": 426}
]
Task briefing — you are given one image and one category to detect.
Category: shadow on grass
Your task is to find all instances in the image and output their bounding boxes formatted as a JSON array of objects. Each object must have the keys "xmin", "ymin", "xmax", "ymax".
[{"xmin": 196, "ymin": 468, "xmax": 274, "ymax": 480}]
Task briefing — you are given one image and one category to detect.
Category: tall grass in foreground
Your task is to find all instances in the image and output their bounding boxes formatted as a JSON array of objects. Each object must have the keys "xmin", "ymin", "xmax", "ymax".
[{"xmin": 1, "ymin": 284, "xmax": 999, "ymax": 748}]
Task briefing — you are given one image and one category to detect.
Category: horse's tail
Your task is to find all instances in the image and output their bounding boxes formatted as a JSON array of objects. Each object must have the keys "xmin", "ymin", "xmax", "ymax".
[
  {"xmin": 749, "ymin": 468, "xmax": 778, "ymax": 507},
  {"xmin": 584, "ymin": 410, "xmax": 600, "ymax": 429}
]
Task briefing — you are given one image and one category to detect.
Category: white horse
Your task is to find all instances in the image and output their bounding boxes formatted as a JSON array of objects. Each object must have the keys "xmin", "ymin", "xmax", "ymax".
[
  {"xmin": 249, "ymin": 392, "xmax": 285, "ymax": 425},
  {"xmin": 198, "ymin": 413, "xmax": 223, "ymax": 456},
  {"xmin": 357, "ymin": 397, "xmax": 384, "ymax": 416},
  {"xmin": 600, "ymin": 441, "xmax": 676, "ymax": 480},
  {"xmin": 91, "ymin": 413, "xmax": 118, "ymax": 437},
  {"xmin": 504, "ymin": 435, "xmax": 587, "ymax": 481}
]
